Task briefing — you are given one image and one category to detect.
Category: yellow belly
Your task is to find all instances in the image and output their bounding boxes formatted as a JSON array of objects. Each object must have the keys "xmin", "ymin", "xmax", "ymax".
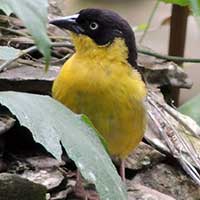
[{"xmin": 52, "ymin": 53, "xmax": 146, "ymax": 158}]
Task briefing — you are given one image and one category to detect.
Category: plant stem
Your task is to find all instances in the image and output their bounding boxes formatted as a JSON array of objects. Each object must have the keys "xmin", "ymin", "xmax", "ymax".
[
  {"xmin": 0, "ymin": 42, "xmax": 73, "ymax": 72},
  {"xmin": 1, "ymin": 41, "xmax": 200, "ymax": 73},
  {"xmin": 0, "ymin": 46, "xmax": 37, "ymax": 72},
  {"xmin": 0, "ymin": 26, "xmax": 29, "ymax": 37},
  {"xmin": 139, "ymin": 0, "xmax": 160, "ymax": 44},
  {"xmin": 137, "ymin": 47, "xmax": 200, "ymax": 63}
]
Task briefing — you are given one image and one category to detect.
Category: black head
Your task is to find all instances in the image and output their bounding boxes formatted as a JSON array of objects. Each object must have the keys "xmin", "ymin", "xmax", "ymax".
[{"xmin": 50, "ymin": 8, "xmax": 137, "ymax": 67}]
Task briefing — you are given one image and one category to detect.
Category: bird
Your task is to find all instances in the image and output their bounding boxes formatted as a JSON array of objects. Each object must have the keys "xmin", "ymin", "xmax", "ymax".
[{"xmin": 50, "ymin": 8, "xmax": 146, "ymax": 181}]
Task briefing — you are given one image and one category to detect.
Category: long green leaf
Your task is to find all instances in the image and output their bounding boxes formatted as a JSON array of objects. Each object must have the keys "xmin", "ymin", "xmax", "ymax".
[
  {"xmin": 0, "ymin": 0, "xmax": 51, "ymax": 66},
  {"xmin": 0, "ymin": 91, "xmax": 127, "ymax": 200},
  {"xmin": 178, "ymin": 94, "xmax": 200, "ymax": 126}
]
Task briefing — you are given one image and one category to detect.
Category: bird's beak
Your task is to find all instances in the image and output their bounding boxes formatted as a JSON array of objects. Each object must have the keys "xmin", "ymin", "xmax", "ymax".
[{"xmin": 49, "ymin": 14, "xmax": 84, "ymax": 34}]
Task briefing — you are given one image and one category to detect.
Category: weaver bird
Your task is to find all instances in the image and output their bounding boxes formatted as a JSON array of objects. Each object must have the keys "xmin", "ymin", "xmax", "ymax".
[{"xmin": 50, "ymin": 8, "xmax": 146, "ymax": 181}]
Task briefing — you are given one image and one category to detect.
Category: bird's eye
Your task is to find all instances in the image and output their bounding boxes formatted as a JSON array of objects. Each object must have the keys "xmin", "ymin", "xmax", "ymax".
[{"xmin": 89, "ymin": 22, "xmax": 99, "ymax": 30}]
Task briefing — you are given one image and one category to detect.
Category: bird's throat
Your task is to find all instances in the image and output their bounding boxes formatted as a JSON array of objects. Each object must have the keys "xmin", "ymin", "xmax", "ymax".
[{"xmin": 71, "ymin": 33, "xmax": 129, "ymax": 64}]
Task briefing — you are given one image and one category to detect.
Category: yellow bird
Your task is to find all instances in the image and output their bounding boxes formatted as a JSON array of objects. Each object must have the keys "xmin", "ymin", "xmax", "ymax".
[{"xmin": 50, "ymin": 8, "xmax": 146, "ymax": 180}]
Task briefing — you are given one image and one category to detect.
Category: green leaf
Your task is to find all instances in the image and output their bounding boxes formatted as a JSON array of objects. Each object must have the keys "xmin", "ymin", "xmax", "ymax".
[
  {"xmin": 189, "ymin": 0, "xmax": 200, "ymax": 15},
  {"xmin": 178, "ymin": 94, "xmax": 200, "ymax": 126},
  {"xmin": 0, "ymin": 0, "xmax": 12, "ymax": 15},
  {"xmin": 160, "ymin": 0, "xmax": 200, "ymax": 31},
  {"xmin": 0, "ymin": 46, "xmax": 21, "ymax": 60},
  {"xmin": 0, "ymin": 91, "xmax": 127, "ymax": 200},
  {"xmin": 0, "ymin": 0, "xmax": 51, "ymax": 67},
  {"xmin": 189, "ymin": 0, "xmax": 200, "ymax": 26},
  {"xmin": 160, "ymin": 0, "xmax": 189, "ymax": 6},
  {"xmin": 81, "ymin": 114, "xmax": 108, "ymax": 151},
  {"xmin": 160, "ymin": 0, "xmax": 200, "ymax": 15}
]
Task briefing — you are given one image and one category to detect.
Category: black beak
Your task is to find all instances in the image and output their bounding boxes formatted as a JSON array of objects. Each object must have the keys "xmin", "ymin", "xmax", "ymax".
[{"xmin": 49, "ymin": 14, "xmax": 84, "ymax": 34}]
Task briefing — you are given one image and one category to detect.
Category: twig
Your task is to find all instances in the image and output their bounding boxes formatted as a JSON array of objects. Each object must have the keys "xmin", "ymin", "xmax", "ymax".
[
  {"xmin": 0, "ymin": 26, "xmax": 29, "ymax": 37},
  {"xmin": 147, "ymin": 93, "xmax": 200, "ymax": 185},
  {"xmin": 147, "ymin": 110, "xmax": 176, "ymax": 153},
  {"xmin": 53, "ymin": 39, "xmax": 200, "ymax": 64},
  {"xmin": 139, "ymin": 0, "xmax": 160, "ymax": 44},
  {"xmin": 0, "ymin": 42, "xmax": 74, "ymax": 72},
  {"xmin": 138, "ymin": 47, "xmax": 200, "ymax": 63},
  {"xmin": 0, "ymin": 15, "xmax": 23, "ymax": 27},
  {"xmin": 50, "ymin": 54, "xmax": 71, "ymax": 64},
  {"xmin": 179, "ymin": 155, "xmax": 200, "ymax": 185},
  {"xmin": 52, "ymin": 42, "xmax": 74, "ymax": 54},
  {"xmin": 150, "ymin": 91, "xmax": 200, "ymax": 138},
  {"xmin": 52, "ymin": 42, "xmax": 74, "ymax": 49},
  {"xmin": 49, "ymin": 35, "xmax": 71, "ymax": 40},
  {"xmin": 148, "ymin": 94, "xmax": 200, "ymax": 168},
  {"xmin": 0, "ymin": 46, "xmax": 37, "ymax": 72},
  {"xmin": 17, "ymin": 58, "xmax": 44, "ymax": 68}
]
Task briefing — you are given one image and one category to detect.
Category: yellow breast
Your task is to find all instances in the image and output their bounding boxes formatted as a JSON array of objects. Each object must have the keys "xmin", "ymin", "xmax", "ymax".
[{"xmin": 52, "ymin": 34, "xmax": 146, "ymax": 158}]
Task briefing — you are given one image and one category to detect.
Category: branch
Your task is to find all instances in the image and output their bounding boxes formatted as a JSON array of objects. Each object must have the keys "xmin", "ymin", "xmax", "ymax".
[
  {"xmin": 139, "ymin": 0, "xmax": 160, "ymax": 44},
  {"xmin": 138, "ymin": 48, "xmax": 200, "ymax": 63},
  {"xmin": 0, "ymin": 42, "xmax": 73, "ymax": 72},
  {"xmin": 0, "ymin": 26, "xmax": 29, "ymax": 37},
  {"xmin": 147, "ymin": 91, "xmax": 200, "ymax": 185},
  {"xmin": 0, "ymin": 46, "xmax": 37, "ymax": 72}
]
